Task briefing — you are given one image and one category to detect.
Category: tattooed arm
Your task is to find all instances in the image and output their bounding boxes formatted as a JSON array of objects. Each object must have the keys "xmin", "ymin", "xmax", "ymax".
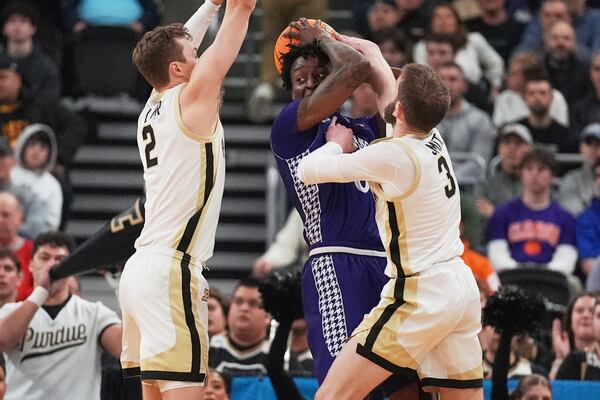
[{"xmin": 291, "ymin": 19, "xmax": 371, "ymax": 131}]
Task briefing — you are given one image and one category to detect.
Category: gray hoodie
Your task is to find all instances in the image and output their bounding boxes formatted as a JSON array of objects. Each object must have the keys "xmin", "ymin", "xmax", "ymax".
[{"xmin": 11, "ymin": 123, "xmax": 62, "ymax": 235}]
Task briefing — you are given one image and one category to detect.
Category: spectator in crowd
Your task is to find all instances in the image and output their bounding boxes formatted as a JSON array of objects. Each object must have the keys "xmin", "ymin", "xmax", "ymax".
[
  {"xmin": 209, "ymin": 278, "xmax": 271, "ymax": 376},
  {"xmin": 208, "ymin": 288, "xmax": 228, "ymax": 338},
  {"xmin": 23, "ymin": 0, "xmax": 63, "ymax": 64},
  {"xmin": 247, "ymin": 0, "xmax": 325, "ymax": 123},
  {"xmin": 252, "ymin": 210, "xmax": 306, "ymax": 280},
  {"xmin": 372, "ymin": 27, "xmax": 411, "ymax": 67},
  {"xmin": 205, "ymin": 369, "xmax": 230, "ymax": 400},
  {"xmin": 11, "ymin": 124, "xmax": 62, "ymax": 232},
  {"xmin": 510, "ymin": 374, "xmax": 552, "ymax": 400},
  {"xmin": 1, "ymin": 1, "xmax": 61, "ymax": 99},
  {"xmin": 571, "ymin": 51, "xmax": 600, "ymax": 134},
  {"xmin": 558, "ymin": 123, "xmax": 600, "ymax": 215},
  {"xmin": 287, "ymin": 319, "xmax": 313, "ymax": 376},
  {"xmin": 517, "ymin": 76, "xmax": 577, "ymax": 153},
  {"xmin": 0, "ymin": 140, "xmax": 57, "ymax": 239},
  {"xmin": 555, "ymin": 296, "xmax": 600, "ymax": 380},
  {"xmin": 413, "ymin": 3, "xmax": 505, "ymax": 94},
  {"xmin": 436, "ymin": 62, "xmax": 495, "ymax": 183},
  {"xmin": 550, "ymin": 292, "xmax": 596, "ymax": 379},
  {"xmin": 494, "ymin": 51, "xmax": 569, "ymax": 127},
  {"xmin": 543, "ymin": 21, "xmax": 592, "ymax": 109},
  {"xmin": 347, "ymin": 83, "xmax": 378, "ymax": 118},
  {"xmin": 0, "ymin": 231, "xmax": 122, "ymax": 400},
  {"xmin": 0, "ymin": 52, "xmax": 88, "ymax": 225},
  {"xmin": 62, "ymin": 0, "xmax": 160, "ymax": 34},
  {"xmin": 424, "ymin": 33, "xmax": 493, "ymax": 113},
  {"xmin": 477, "ymin": 123, "xmax": 533, "ymax": 217},
  {"xmin": 576, "ymin": 159, "xmax": 600, "ymax": 292},
  {"xmin": 0, "ymin": 192, "xmax": 32, "ymax": 301},
  {"xmin": 365, "ymin": 0, "xmax": 400, "ymax": 40},
  {"xmin": 487, "ymin": 148, "xmax": 577, "ymax": 275},
  {"xmin": 465, "ymin": 0, "xmax": 527, "ymax": 63},
  {"xmin": 0, "ymin": 250, "xmax": 19, "ymax": 307},
  {"xmin": 392, "ymin": 0, "xmax": 433, "ymax": 44},
  {"xmin": 516, "ymin": 0, "xmax": 600, "ymax": 59}
]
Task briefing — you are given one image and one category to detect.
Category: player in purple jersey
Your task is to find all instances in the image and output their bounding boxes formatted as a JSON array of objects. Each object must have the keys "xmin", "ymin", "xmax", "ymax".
[{"xmin": 270, "ymin": 19, "xmax": 424, "ymax": 397}]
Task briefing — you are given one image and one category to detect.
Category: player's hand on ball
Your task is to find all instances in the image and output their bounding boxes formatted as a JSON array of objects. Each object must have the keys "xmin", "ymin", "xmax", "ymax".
[
  {"xmin": 326, "ymin": 116, "xmax": 355, "ymax": 153},
  {"xmin": 286, "ymin": 18, "xmax": 332, "ymax": 45}
]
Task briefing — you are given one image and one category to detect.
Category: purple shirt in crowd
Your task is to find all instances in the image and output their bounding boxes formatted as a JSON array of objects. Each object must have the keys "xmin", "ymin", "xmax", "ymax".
[{"xmin": 487, "ymin": 198, "xmax": 576, "ymax": 264}]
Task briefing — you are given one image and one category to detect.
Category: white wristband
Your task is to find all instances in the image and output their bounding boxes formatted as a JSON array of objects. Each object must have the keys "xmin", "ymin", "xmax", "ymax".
[{"xmin": 27, "ymin": 287, "xmax": 49, "ymax": 307}]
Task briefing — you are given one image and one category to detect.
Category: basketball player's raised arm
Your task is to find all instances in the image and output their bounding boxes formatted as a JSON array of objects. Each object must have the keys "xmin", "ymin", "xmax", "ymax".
[
  {"xmin": 179, "ymin": 0, "xmax": 256, "ymax": 133},
  {"xmin": 291, "ymin": 21, "xmax": 371, "ymax": 131},
  {"xmin": 184, "ymin": 0, "xmax": 222, "ymax": 47},
  {"xmin": 334, "ymin": 34, "xmax": 395, "ymax": 123}
]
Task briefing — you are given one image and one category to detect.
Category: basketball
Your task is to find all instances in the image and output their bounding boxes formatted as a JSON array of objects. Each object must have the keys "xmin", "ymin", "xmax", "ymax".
[{"xmin": 273, "ymin": 19, "xmax": 336, "ymax": 75}]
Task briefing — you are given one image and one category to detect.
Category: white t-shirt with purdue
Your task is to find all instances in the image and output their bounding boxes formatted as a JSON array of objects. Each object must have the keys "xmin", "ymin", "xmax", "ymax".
[{"xmin": 0, "ymin": 295, "xmax": 121, "ymax": 400}]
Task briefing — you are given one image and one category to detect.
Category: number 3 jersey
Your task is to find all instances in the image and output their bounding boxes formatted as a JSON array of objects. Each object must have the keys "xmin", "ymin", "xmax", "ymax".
[
  {"xmin": 271, "ymin": 99, "xmax": 384, "ymax": 251},
  {"xmin": 297, "ymin": 129, "xmax": 465, "ymax": 277},
  {"xmin": 368, "ymin": 132, "xmax": 464, "ymax": 277},
  {"xmin": 135, "ymin": 84, "xmax": 225, "ymax": 262}
]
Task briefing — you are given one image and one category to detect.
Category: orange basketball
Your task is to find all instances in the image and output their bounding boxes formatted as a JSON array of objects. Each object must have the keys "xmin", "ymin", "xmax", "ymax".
[{"xmin": 273, "ymin": 19, "xmax": 336, "ymax": 75}]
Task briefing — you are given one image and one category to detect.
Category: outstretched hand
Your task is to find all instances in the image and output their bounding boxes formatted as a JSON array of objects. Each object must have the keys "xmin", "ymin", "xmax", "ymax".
[
  {"xmin": 284, "ymin": 18, "xmax": 333, "ymax": 45},
  {"xmin": 326, "ymin": 116, "xmax": 355, "ymax": 153}
]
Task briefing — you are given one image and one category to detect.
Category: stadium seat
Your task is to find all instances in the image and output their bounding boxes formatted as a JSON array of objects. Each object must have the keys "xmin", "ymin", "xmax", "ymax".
[
  {"xmin": 74, "ymin": 26, "xmax": 139, "ymax": 97},
  {"xmin": 498, "ymin": 267, "xmax": 570, "ymax": 316}
]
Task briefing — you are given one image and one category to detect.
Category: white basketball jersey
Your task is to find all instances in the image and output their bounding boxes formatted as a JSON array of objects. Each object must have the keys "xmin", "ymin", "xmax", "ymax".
[
  {"xmin": 371, "ymin": 130, "xmax": 464, "ymax": 277},
  {"xmin": 135, "ymin": 84, "xmax": 225, "ymax": 262},
  {"xmin": 0, "ymin": 296, "xmax": 121, "ymax": 400}
]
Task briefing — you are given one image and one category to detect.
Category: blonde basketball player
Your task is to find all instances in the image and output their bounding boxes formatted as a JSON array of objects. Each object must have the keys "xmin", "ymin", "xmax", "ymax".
[
  {"xmin": 119, "ymin": 0, "xmax": 256, "ymax": 399},
  {"xmin": 298, "ymin": 64, "xmax": 483, "ymax": 400}
]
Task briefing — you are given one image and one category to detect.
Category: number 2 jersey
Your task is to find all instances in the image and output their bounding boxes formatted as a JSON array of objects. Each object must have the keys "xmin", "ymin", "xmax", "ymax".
[
  {"xmin": 271, "ymin": 99, "xmax": 384, "ymax": 252},
  {"xmin": 134, "ymin": 84, "xmax": 225, "ymax": 262}
]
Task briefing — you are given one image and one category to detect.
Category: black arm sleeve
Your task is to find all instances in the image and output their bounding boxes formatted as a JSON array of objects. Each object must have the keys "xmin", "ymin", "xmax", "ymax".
[
  {"xmin": 50, "ymin": 196, "xmax": 145, "ymax": 280},
  {"xmin": 266, "ymin": 320, "xmax": 303, "ymax": 400}
]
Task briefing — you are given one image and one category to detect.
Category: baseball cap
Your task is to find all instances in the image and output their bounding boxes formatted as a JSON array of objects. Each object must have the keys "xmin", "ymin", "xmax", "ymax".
[
  {"xmin": 0, "ymin": 137, "xmax": 12, "ymax": 157},
  {"xmin": 499, "ymin": 123, "xmax": 533, "ymax": 145},
  {"xmin": 0, "ymin": 52, "xmax": 19, "ymax": 75},
  {"xmin": 581, "ymin": 123, "xmax": 600, "ymax": 142}
]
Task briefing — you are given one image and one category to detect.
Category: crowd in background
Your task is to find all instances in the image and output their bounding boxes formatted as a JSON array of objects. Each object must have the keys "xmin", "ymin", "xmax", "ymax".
[{"xmin": 0, "ymin": 0, "xmax": 599, "ymax": 399}]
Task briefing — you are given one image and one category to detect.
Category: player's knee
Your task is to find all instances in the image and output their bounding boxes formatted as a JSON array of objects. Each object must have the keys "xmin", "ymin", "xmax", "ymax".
[{"xmin": 315, "ymin": 383, "xmax": 341, "ymax": 400}]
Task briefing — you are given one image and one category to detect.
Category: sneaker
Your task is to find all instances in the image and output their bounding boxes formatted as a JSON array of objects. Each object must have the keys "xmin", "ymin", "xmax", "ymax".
[{"xmin": 248, "ymin": 82, "xmax": 275, "ymax": 123}]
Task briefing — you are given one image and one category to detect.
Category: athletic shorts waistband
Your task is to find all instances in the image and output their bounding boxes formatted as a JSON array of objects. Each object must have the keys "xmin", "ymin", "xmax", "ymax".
[
  {"xmin": 309, "ymin": 246, "xmax": 388, "ymax": 258},
  {"xmin": 133, "ymin": 246, "xmax": 206, "ymax": 268}
]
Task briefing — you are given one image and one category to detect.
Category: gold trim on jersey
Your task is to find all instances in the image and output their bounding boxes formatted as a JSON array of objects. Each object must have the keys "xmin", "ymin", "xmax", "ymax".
[
  {"xmin": 139, "ymin": 255, "xmax": 208, "ymax": 376},
  {"xmin": 170, "ymin": 143, "xmax": 207, "ymax": 249},
  {"xmin": 381, "ymin": 200, "xmax": 413, "ymax": 277},
  {"xmin": 186, "ymin": 144, "xmax": 219, "ymax": 256},
  {"xmin": 388, "ymin": 140, "xmax": 421, "ymax": 201},
  {"xmin": 170, "ymin": 141, "xmax": 219, "ymax": 257},
  {"xmin": 446, "ymin": 365, "xmax": 484, "ymax": 381},
  {"xmin": 354, "ymin": 275, "xmax": 419, "ymax": 369},
  {"xmin": 174, "ymin": 84, "xmax": 219, "ymax": 143}
]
